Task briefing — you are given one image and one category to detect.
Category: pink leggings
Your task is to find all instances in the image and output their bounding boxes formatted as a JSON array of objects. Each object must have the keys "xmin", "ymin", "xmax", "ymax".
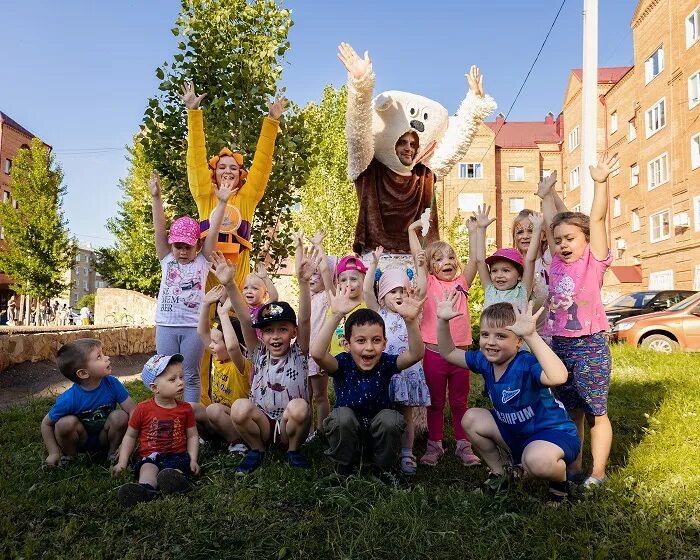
[{"xmin": 423, "ymin": 348, "xmax": 470, "ymax": 442}]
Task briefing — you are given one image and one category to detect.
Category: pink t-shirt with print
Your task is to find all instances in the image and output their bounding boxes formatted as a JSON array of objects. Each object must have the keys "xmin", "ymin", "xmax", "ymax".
[
  {"xmin": 420, "ymin": 274, "xmax": 472, "ymax": 346},
  {"xmin": 545, "ymin": 245, "xmax": 612, "ymax": 338}
]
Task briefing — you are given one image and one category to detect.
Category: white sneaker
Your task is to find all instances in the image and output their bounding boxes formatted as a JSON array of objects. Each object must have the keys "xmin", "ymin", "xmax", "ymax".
[
  {"xmin": 228, "ymin": 443, "xmax": 248, "ymax": 455},
  {"xmin": 305, "ymin": 431, "xmax": 318, "ymax": 444}
]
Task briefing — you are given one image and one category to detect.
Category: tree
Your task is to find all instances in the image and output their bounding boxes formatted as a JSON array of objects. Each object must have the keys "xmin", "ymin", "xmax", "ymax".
[
  {"xmin": 294, "ymin": 85, "xmax": 358, "ymax": 257},
  {"xmin": 0, "ymin": 138, "xmax": 77, "ymax": 319},
  {"xmin": 77, "ymin": 293, "xmax": 95, "ymax": 312},
  {"xmin": 140, "ymin": 0, "xmax": 309, "ymax": 269},
  {"xmin": 95, "ymin": 139, "xmax": 164, "ymax": 296}
]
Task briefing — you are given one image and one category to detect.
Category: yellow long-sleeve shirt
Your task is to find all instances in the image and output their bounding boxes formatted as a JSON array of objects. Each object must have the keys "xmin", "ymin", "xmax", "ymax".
[{"xmin": 186, "ymin": 109, "xmax": 279, "ymax": 288}]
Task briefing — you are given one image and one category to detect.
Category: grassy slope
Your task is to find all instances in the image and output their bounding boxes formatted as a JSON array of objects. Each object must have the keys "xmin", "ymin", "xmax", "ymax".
[{"xmin": 1, "ymin": 347, "xmax": 698, "ymax": 560}]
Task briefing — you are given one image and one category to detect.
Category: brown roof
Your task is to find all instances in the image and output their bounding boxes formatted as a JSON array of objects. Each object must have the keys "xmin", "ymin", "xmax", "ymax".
[
  {"xmin": 571, "ymin": 67, "xmax": 633, "ymax": 84},
  {"xmin": 484, "ymin": 121, "xmax": 561, "ymax": 149},
  {"xmin": 609, "ymin": 265, "xmax": 642, "ymax": 283},
  {"xmin": 0, "ymin": 111, "xmax": 36, "ymax": 139}
]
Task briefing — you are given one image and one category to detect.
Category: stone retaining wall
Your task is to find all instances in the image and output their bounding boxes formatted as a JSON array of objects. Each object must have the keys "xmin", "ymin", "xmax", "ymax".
[{"xmin": 0, "ymin": 326, "xmax": 155, "ymax": 372}]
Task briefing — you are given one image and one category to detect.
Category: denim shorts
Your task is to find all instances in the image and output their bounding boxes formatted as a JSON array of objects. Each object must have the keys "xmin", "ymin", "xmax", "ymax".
[{"xmin": 133, "ymin": 452, "xmax": 192, "ymax": 477}]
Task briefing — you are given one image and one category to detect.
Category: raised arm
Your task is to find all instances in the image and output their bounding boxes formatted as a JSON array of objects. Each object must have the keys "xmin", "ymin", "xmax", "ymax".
[
  {"xmin": 201, "ymin": 183, "xmax": 233, "ymax": 258},
  {"xmin": 463, "ymin": 216, "xmax": 479, "ymax": 286},
  {"xmin": 436, "ymin": 291, "xmax": 469, "ymax": 368},
  {"xmin": 308, "ymin": 230, "xmax": 336, "ymax": 296},
  {"xmin": 394, "ymin": 290, "xmax": 426, "ymax": 370},
  {"xmin": 363, "ymin": 246, "xmax": 382, "ymax": 311},
  {"xmin": 413, "ymin": 250, "xmax": 428, "ymax": 299},
  {"xmin": 198, "ymin": 285, "xmax": 225, "ymax": 348},
  {"xmin": 182, "ymin": 82, "xmax": 213, "ymax": 216},
  {"xmin": 254, "ymin": 262, "xmax": 278, "ymax": 303},
  {"xmin": 210, "ymin": 252, "xmax": 259, "ymax": 354},
  {"xmin": 296, "ymin": 240, "xmax": 322, "ymax": 356},
  {"xmin": 338, "ymin": 42, "xmax": 376, "ymax": 180},
  {"xmin": 473, "ymin": 205, "xmax": 494, "ymax": 289},
  {"xmin": 216, "ymin": 298, "xmax": 246, "ymax": 372},
  {"xmin": 149, "ymin": 171, "xmax": 170, "ymax": 261},
  {"xmin": 310, "ymin": 285, "xmax": 358, "ymax": 373},
  {"xmin": 589, "ymin": 153, "xmax": 618, "ymax": 260},
  {"xmin": 522, "ymin": 212, "xmax": 543, "ymax": 297},
  {"xmin": 537, "ymin": 171, "xmax": 559, "ymax": 256},
  {"xmin": 408, "ymin": 220, "xmax": 427, "ymax": 262}
]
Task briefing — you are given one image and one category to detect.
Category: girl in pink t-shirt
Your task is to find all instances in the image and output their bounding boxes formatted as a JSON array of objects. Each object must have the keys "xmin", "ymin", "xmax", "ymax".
[
  {"xmin": 408, "ymin": 220, "xmax": 481, "ymax": 467},
  {"xmin": 540, "ymin": 153, "xmax": 619, "ymax": 488}
]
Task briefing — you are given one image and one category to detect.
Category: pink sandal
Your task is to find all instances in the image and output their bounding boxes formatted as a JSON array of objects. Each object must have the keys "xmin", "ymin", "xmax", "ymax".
[
  {"xmin": 420, "ymin": 440, "xmax": 445, "ymax": 466},
  {"xmin": 455, "ymin": 439, "xmax": 481, "ymax": 466}
]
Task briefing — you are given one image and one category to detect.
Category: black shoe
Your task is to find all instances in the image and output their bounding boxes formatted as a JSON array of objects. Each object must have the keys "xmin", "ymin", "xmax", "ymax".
[
  {"xmin": 117, "ymin": 483, "xmax": 157, "ymax": 507},
  {"xmin": 157, "ymin": 468, "xmax": 193, "ymax": 495},
  {"xmin": 285, "ymin": 450, "xmax": 310, "ymax": 469},
  {"xmin": 235, "ymin": 449, "xmax": 265, "ymax": 475},
  {"xmin": 546, "ymin": 480, "xmax": 572, "ymax": 506}
]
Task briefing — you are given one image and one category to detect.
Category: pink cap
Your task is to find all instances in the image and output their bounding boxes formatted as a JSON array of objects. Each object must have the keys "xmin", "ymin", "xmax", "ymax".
[
  {"xmin": 485, "ymin": 248, "xmax": 524, "ymax": 269},
  {"xmin": 168, "ymin": 216, "xmax": 200, "ymax": 246},
  {"xmin": 377, "ymin": 269, "xmax": 409, "ymax": 301},
  {"xmin": 336, "ymin": 255, "xmax": 368, "ymax": 277}
]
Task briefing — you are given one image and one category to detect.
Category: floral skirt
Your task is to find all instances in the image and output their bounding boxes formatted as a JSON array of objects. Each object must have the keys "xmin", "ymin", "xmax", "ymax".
[{"xmin": 389, "ymin": 362, "xmax": 431, "ymax": 407}]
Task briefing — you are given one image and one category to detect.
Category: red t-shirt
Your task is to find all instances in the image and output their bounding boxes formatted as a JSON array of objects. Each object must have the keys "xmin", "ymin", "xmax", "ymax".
[{"xmin": 128, "ymin": 399, "xmax": 195, "ymax": 458}]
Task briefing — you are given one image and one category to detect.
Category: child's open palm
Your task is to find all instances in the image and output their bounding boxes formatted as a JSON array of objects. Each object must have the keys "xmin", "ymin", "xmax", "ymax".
[
  {"xmin": 209, "ymin": 252, "xmax": 236, "ymax": 286},
  {"xmin": 528, "ymin": 212, "xmax": 544, "ymax": 230},
  {"xmin": 436, "ymin": 290, "xmax": 462, "ymax": 321},
  {"xmin": 473, "ymin": 204, "xmax": 495, "ymax": 228},
  {"xmin": 298, "ymin": 246, "xmax": 322, "ymax": 281},
  {"xmin": 506, "ymin": 301, "xmax": 543, "ymax": 338},
  {"xmin": 395, "ymin": 289, "xmax": 426, "ymax": 322},
  {"xmin": 204, "ymin": 285, "xmax": 226, "ymax": 305},
  {"xmin": 371, "ymin": 246, "xmax": 384, "ymax": 265},
  {"xmin": 329, "ymin": 284, "xmax": 359, "ymax": 316},
  {"xmin": 536, "ymin": 170, "xmax": 557, "ymax": 199}
]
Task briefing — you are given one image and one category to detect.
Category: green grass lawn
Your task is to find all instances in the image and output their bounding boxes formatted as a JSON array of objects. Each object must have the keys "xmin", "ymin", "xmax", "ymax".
[{"xmin": 1, "ymin": 346, "xmax": 699, "ymax": 559}]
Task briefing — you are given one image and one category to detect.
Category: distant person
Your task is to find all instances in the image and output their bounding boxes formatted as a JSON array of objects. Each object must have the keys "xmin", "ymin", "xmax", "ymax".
[
  {"xmin": 41, "ymin": 338, "xmax": 135, "ymax": 467},
  {"xmin": 79, "ymin": 306, "xmax": 91, "ymax": 326},
  {"xmin": 6, "ymin": 300, "xmax": 17, "ymax": 326}
]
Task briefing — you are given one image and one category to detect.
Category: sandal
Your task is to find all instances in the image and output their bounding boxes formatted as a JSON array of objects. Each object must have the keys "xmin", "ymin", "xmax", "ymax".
[
  {"xmin": 455, "ymin": 440, "xmax": 481, "ymax": 466},
  {"xmin": 419, "ymin": 440, "xmax": 445, "ymax": 466},
  {"xmin": 400, "ymin": 452, "xmax": 417, "ymax": 475}
]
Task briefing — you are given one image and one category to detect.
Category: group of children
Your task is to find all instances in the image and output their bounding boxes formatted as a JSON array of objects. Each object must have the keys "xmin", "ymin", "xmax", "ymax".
[{"xmin": 40, "ymin": 76, "xmax": 619, "ymax": 505}]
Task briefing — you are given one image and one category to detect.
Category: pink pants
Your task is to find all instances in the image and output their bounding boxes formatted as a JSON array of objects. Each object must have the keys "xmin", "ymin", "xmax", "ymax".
[{"xmin": 423, "ymin": 347, "xmax": 470, "ymax": 442}]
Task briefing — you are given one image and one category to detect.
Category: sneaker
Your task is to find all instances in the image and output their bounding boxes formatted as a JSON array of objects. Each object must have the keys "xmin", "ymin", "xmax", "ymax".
[
  {"xmin": 582, "ymin": 475, "xmax": 606, "ymax": 488},
  {"xmin": 156, "ymin": 468, "xmax": 193, "ymax": 495},
  {"xmin": 400, "ymin": 452, "xmax": 417, "ymax": 475},
  {"xmin": 455, "ymin": 440, "xmax": 481, "ymax": 466},
  {"xmin": 305, "ymin": 431, "xmax": 318, "ymax": 444},
  {"xmin": 285, "ymin": 450, "xmax": 310, "ymax": 469},
  {"xmin": 228, "ymin": 443, "xmax": 248, "ymax": 456},
  {"xmin": 546, "ymin": 480, "xmax": 572, "ymax": 506},
  {"xmin": 235, "ymin": 449, "xmax": 265, "ymax": 475},
  {"xmin": 117, "ymin": 483, "xmax": 157, "ymax": 508},
  {"xmin": 419, "ymin": 440, "xmax": 445, "ymax": 466}
]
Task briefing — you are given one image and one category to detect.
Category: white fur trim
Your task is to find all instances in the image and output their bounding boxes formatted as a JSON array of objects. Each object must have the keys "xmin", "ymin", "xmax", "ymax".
[{"xmin": 346, "ymin": 67, "xmax": 376, "ymax": 180}]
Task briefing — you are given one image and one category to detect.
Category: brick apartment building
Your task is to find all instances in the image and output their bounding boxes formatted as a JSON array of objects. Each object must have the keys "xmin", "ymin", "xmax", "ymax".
[
  {"xmin": 441, "ymin": 0, "xmax": 700, "ymax": 296},
  {"xmin": 60, "ymin": 243, "xmax": 109, "ymax": 310}
]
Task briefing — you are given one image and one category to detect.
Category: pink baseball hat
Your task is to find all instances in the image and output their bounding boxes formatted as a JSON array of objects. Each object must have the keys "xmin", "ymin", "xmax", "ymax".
[
  {"xmin": 485, "ymin": 248, "xmax": 525, "ymax": 270},
  {"xmin": 336, "ymin": 255, "xmax": 368, "ymax": 277},
  {"xmin": 377, "ymin": 269, "xmax": 410, "ymax": 301},
  {"xmin": 168, "ymin": 216, "xmax": 200, "ymax": 246}
]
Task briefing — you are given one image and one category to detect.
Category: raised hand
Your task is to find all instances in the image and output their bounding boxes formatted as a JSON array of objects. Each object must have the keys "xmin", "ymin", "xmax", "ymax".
[
  {"xmin": 464, "ymin": 216, "xmax": 477, "ymax": 235},
  {"xmin": 371, "ymin": 246, "xmax": 384, "ymax": 265},
  {"xmin": 329, "ymin": 284, "xmax": 360, "ymax": 316},
  {"xmin": 209, "ymin": 251, "xmax": 236, "ymax": 286},
  {"xmin": 473, "ymin": 204, "xmax": 495, "ymax": 229},
  {"xmin": 536, "ymin": 170, "xmax": 557, "ymax": 199},
  {"xmin": 466, "ymin": 65, "xmax": 485, "ymax": 98},
  {"xmin": 307, "ymin": 230, "xmax": 326, "ymax": 248},
  {"xmin": 255, "ymin": 261, "xmax": 269, "ymax": 279},
  {"xmin": 214, "ymin": 182, "xmax": 233, "ymax": 203},
  {"xmin": 267, "ymin": 95, "xmax": 289, "ymax": 120},
  {"xmin": 436, "ymin": 290, "xmax": 463, "ymax": 321},
  {"xmin": 204, "ymin": 285, "xmax": 226, "ymax": 305},
  {"xmin": 416, "ymin": 250, "xmax": 426, "ymax": 269},
  {"xmin": 589, "ymin": 152, "xmax": 620, "ymax": 183},
  {"xmin": 180, "ymin": 81, "xmax": 207, "ymax": 110},
  {"xmin": 337, "ymin": 42, "xmax": 371, "ymax": 80},
  {"xmin": 298, "ymin": 246, "xmax": 322, "ymax": 282},
  {"xmin": 394, "ymin": 289, "xmax": 426, "ymax": 322},
  {"xmin": 217, "ymin": 297, "xmax": 233, "ymax": 316},
  {"xmin": 408, "ymin": 219, "xmax": 423, "ymax": 233},
  {"xmin": 506, "ymin": 301, "xmax": 543, "ymax": 338},
  {"xmin": 149, "ymin": 170, "xmax": 161, "ymax": 197},
  {"xmin": 528, "ymin": 212, "xmax": 544, "ymax": 230}
]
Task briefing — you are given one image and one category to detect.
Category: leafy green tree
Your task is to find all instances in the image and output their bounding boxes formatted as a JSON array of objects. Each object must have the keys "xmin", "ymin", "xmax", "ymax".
[
  {"xmin": 294, "ymin": 85, "xmax": 358, "ymax": 257},
  {"xmin": 0, "ymin": 138, "xmax": 77, "ymax": 315},
  {"xmin": 77, "ymin": 293, "xmax": 95, "ymax": 312},
  {"xmin": 95, "ymin": 140, "xmax": 164, "ymax": 296},
  {"xmin": 140, "ymin": 0, "xmax": 308, "ymax": 269}
]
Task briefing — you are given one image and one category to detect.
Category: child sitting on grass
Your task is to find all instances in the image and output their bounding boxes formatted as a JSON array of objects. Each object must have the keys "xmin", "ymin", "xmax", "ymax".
[
  {"xmin": 41, "ymin": 338, "xmax": 135, "ymax": 467},
  {"xmin": 195, "ymin": 285, "xmax": 252, "ymax": 454},
  {"xmin": 111, "ymin": 354, "xmax": 200, "ymax": 507},
  {"xmin": 310, "ymin": 284, "xmax": 425, "ymax": 485},
  {"xmin": 436, "ymin": 296, "xmax": 580, "ymax": 503}
]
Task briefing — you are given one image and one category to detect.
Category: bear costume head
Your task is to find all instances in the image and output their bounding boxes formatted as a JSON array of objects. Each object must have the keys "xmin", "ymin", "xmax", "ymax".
[{"xmin": 371, "ymin": 90, "xmax": 450, "ymax": 175}]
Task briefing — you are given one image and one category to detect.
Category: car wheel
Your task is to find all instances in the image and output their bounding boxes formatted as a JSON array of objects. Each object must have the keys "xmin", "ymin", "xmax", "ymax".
[{"xmin": 640, "ymin": 334, "xmax": 679, "ymax": 353}]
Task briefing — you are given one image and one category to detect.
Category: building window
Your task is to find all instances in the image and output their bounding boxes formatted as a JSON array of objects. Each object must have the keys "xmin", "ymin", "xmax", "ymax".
[
  {"xmin": 0, "ymin": 227, "xmax": 4, "ymax": 240},
  {"xmin": 610, "ymin": 111, "xmax": 618, "ymax": 133},
  {"xmin": 4, "ymin": 159, "xmax": 11, "ymax": 175},
  {"xmin": 649, "ymin": 209, "xmax": 671, "ymax": 243},
  {"xmin": 2, "ymin": 191, "xmax": 8, "ymax": 203},
  {"xmin": 569, "ymin": 166, "xmax": 580, "ymax": 190},
  {"xmin": 689, "ymin": 70, "xmax": 700, "ymax": 109},
  {"xmin": 630, "ymin": 163, "xmax": 640, "ymax": 187},
  {"xmin": 645, "ymin": 46, "xmax": 664, "ymax": 83},
  {"xmin": 458, "ymin": 162, "xmax": 483, "ymax": 179},
  {"xmin": 84, "ymin": 281, "xmax": 89, "ymax": 291},
  {"xmin": 628, "ymin": 118, "xmax": 637, "ymax": 140},
  {"xmin": 645, "ymin": 98, "xmax": 666, "ymax": 137},
  {"xmin": 649, "ymin": 270, "xmax": 674, "ymax": 290},
  {"xmin": 75, "ymin": 267, "xmax": 80, "ymax": 275},
  {"xmin": 631, "ymin": 209, "xmax": 640, "ymax": 232},
  {"xmin": 457, "ymin": 193, "xmax": 484, "ymax": 212},
  {"xmin": 509, "ymin": 197, "xmax": 525, "ymax": 214},
  {"xmin": 508, "ymin": 166, "xmax": 525, "ymax": 181},
  {"xmin": 692, "ymin": 133, "xmax": 700, "ymax": 169},
  {"xmin": 613, "ymin": 196, "xmax": 621, "ymax": 217},
  {"xmin": 83, "ymin": 267, "xmax": 88, "ymax": 275},
  {"xmin": 687, "ymin": 6, "xmax": 700, "ymax": 48},
  {"xmin": 694, "ymin": 195, "xmax": 700, "ymax": 231},
  {"xmin": 648, "ymin": 153, "xmax": 669, "ymax": 190},
  {"xmin": 568, "ymin": 126, "xmax": 580, "ymax": 151}
]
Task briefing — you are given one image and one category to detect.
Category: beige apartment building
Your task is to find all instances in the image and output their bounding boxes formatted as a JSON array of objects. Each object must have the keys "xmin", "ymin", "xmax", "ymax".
[{"xmin": 442, "ymin": 0, "xmax": 700, "ymax": 296}]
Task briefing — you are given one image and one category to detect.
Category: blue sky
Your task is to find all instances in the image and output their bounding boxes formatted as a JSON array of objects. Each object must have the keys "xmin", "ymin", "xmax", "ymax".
[{"xmin": 1, "ymin": 0, "xmax": 637, "ymax": 248}]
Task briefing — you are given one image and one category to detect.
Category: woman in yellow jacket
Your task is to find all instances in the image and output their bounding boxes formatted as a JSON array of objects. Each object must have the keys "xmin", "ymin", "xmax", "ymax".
[{"xmin": 181, "ymin": 81, "xmax": 287, "ymax": 404}]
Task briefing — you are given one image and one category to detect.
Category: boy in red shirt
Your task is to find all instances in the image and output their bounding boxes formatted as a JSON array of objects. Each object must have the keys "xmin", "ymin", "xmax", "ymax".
[{"xmin": 112, "ymin": 354, "xmax": 200, "ymax": 507}]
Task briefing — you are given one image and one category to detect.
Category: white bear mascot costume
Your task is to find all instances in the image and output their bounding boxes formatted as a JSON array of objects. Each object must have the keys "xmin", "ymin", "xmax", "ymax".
[{"xmin": 339, "ymin": 43, "xmax": 496, "ymax": 268}]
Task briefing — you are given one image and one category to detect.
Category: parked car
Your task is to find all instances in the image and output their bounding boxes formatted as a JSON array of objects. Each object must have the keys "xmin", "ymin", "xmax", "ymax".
[
  {"xmin": 610, "ymin": 291, "xmax": 700, "ymax": 352},
  {"xmin": 605, "ymin": 290, "xmax": 696, "ymax": 326}
]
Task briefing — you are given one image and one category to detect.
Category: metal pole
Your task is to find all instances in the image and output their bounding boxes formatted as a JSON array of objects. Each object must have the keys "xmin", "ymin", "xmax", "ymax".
[{"xmin": 581, "ymin": 0, "xmax": 598, "ymax": 214}]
